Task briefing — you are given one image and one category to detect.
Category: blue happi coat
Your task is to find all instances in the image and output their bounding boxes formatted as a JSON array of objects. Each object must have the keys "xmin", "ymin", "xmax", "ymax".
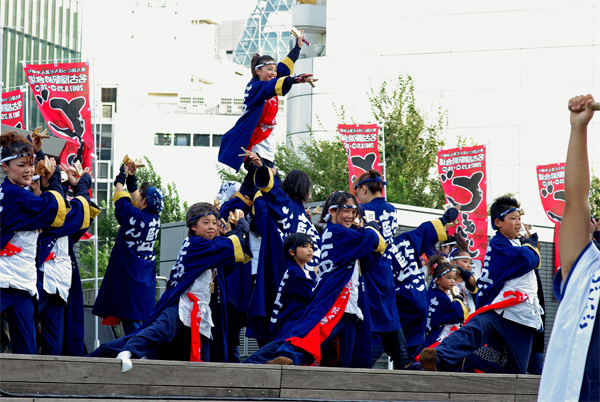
[
  {"xmin": 92, "ymin": 191, "xmax": 161, "ymax": 321},
  {"xmin": 360, "ymin": 197, "xmax": 401, "ymax": 333},
  {"xmin": 0, "ymin": 176, "xmax": 66, "ymax": 250},
  {"xmin": 476, "ymin": 232, "xmax": 540, "ymax": 309},
  {"xmin": 270, "ymin": 261, "xmax": 316, "ymax": 342},
  {"xmin": 247, "ymin": 167, "xmax": 322, "ymax": 341},
  {"xmin": 218, "ymin": 44, "xmax": 300, "ymax": 171},
  {"xmin": 390, "ymin": 208, "xmax": 458, "ymax": 347},
  {"xmin": 284, "ymin": 222, "xmax": 386, "ymax": 364},
  {"xmin": 423, "ymin": 286, "xmax": 468, "ymax": 348}
]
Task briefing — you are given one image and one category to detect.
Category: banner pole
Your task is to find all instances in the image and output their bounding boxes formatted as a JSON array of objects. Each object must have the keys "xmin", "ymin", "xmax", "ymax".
[
  {"xmin": 22, "ymin": 86, "xmax": 28, "ymax": 130},
  {"xmin": 89, "ymin": 58, "xmax": 100, "ymax": 350},
  {"xmin": 379, "ymin": 122, "xmax": 387, "ymax": 201}
]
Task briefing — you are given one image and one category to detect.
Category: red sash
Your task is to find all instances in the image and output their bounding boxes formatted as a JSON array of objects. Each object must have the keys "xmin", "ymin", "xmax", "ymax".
[
  {"xmin": 415, "ymin": 291, "xmax": 528, "ymax": 362},
  {"xmin": 102, "ymin": 316, "xmax": 121, "ymax": 326},
  {"xmin": 286, "ymin": 281, "xmax": 352, "ymax": 365},
  {"xmin": 187, "ymin": 293, "xmax": 203, "ymax": 362},
  {"xmin": 247, "ymin": 96, "xmax": 278, "ymax": 153},
  {"xmin": 44, "ymin": 252, "xmax": 56, "ymax": 263},
  {"xmin": 0, "ymin": 243, "xmax": 22, "ymax": 257}
]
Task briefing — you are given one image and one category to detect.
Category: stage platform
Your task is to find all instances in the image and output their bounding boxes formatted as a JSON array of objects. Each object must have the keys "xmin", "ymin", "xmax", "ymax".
[{"xmin": 0, "ymin": 354, "xmax": 539, "ymax": 402}]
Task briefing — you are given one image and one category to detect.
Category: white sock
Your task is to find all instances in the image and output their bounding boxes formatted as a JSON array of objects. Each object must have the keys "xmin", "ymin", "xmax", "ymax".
[{"xmin": 117, "ymin": 351, "xmax": 133, "ymax": 372}]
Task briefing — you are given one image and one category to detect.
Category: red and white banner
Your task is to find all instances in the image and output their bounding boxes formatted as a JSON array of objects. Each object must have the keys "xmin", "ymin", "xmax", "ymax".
[
  {"xmin": 437, "ymin": 145, "xmax": 488, "ymax": 274},
  {"xmin": 1, "ymin": 89, "xmax": 25, "ymax": 129},
  {"xmin": 536, "ymin": 163, "xmax": 565, "ymax": 271},
  {"xmin": 337, "ymin": 124, "xmax": 382, "ymax": 192},
  {"xmin": 23, "ymin": 62, "xmax": 93, "ymax": 171}
]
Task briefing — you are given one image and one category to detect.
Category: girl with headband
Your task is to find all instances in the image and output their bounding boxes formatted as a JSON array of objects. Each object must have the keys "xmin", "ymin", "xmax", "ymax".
[
  {"xmin": 218, "ymin": 29, "xmax": 313, "ymax": 201},
  {"xmin": 0, "ymin": 131, "xmax": 67, "ymax": 354},
  {"xmin": 354, "ymin": 169, "xmax": 408, "ymax": 369}
]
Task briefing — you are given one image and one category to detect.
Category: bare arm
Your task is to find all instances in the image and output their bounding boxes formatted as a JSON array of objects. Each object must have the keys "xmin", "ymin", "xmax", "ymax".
[{"xmin": 560, "ymin": 95, "xmax": 595, "ymax": 280}]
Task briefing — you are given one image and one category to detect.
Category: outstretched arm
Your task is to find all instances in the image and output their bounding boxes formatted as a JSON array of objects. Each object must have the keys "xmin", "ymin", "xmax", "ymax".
[{"xmin": 560, "ymin": 94, "xmax": 595, "ymax": 280}]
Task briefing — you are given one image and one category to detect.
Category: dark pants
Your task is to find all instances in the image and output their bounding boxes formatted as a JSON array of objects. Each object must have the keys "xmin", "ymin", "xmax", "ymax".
[
  {"xmin": 244, "ymin": 340, "xmax": 285, "ymax": 364},
  {"xmin": 0, "ymin": 287, "xmax": 36, "ymax": 354},
  {"xmin": 121, "ymin": 319, "xmax": 142, "ymax": 336},
  {"xmin": 435, "ymin": 311, "xmax": 534, "ymax": 374},
  {"xmin": 37, "ymin": 289, "xmax": 66, "ymax": 355},
  {"xmin": 374, "ymin": 329, "xmax": 409, "ymax": 369},
  {"xmin": 274, "ymin": 313, "xmax": 363, "ymax": 368}
]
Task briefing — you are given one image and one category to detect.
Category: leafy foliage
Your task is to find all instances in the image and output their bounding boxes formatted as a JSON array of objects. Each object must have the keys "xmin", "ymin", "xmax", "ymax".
[
  {"xmin": 79, "ymin": 157, "xmax": 188, "ymax": 282},
  {"xmin": 590, "ymin": 172, "xmax": 600, "ymax": 218}
]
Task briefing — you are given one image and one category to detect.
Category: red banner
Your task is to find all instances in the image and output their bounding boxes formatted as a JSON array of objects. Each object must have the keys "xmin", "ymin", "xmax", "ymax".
[
  {"xmin": 23, "ymin": 62, "xmax": 93, "ymax": 171},
  {"xmin": 337, "ymin": 124, "xmax": 382, "ymax": 192},
  {"xmin": 437, "ymin": 145, "xmax": 488, "ymax": 274},
  {"xmin": 536, "ymin": 163, "xmax": 565, "ymax": 271},
  {"xmin": 1, "ymin": 89, "xmax": 25, "ymax": 129}
]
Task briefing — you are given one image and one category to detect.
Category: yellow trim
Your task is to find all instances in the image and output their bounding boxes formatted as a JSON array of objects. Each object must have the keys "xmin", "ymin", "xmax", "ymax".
[
  {"xmin": 133, "ymin": 200, "xmax": 138, "ymax": 209},
  {"xmin": 275, "ymin": 77, "xmax": 285, "ymax": 96},
  {"xmin": 365, "ymin": 226, "xmax": 387, "ymax": 254},
  {"xmin": 454, "ymin": 299, "xmax": 469, "ymax": 321},
  {"xmin": 281, "ymin": 57, "xmax": 294, "ymax": 75},
  {"xmin": 524, "ymin": 243, "xmax": 542, "ymax": 270},
  {"xmin": 48, "ymin": 190, "xmax": 67, "ymax": 227},
  {"xmin": 255, "ymin": 167, "xmax": 274, "ymax": 193},
  {"xmin": 228, "ymin": 235, "xmax": 252, "ymax": 263},
  {"xmin": 432, "ymin": 219, "xmax": 447, "ymax": 242},
  {"xmin": 251, "ymin": 191, "xmax": 262, "ymax": 215},
  {"xmin": 469, "ymin": 287, "xmax": 478, "ymax": 295},
  {"xmin": 75, "ymin": 196, "xmax": 90, "ymax": 230},
  {"xmin": 89, "ymin": 202, "xmax": 101, "ymax": 220},
  {"xmin": 113, "ymin": 191, "xmax": 132, "ymax": 205},
  {"xmin": 234, "ymin": 191, "xmax": 253, "ymax": 207}
]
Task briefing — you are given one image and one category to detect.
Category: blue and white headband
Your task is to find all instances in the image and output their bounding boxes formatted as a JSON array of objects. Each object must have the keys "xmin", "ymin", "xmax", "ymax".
[
  {"xmin": 187, "ymin": 211, "xmax": 219, "ymax": 226},
  {"xmin": 145, "ymin": 186, "xmax": 165, "ymax": 214},
  {"xmin": 255, "ymin": 61, "xmax": 276, "ymax": 70},
  {"xmin": 1, "ymin": 152, "xmax": 31, "ymax": 163},
  {"xmin": 432, "ymin": 267, "xmax": 456, "ymax": 289},
  {"xmin": 323, "ymin": 204, "xmax": 357, "ymax": 222},
  {"xmin": 354, "ymin": 176, "xmax": 387, "ymax": 189},
  {"xmin": 492, "ymin": 207, "xmax": 521, "ymax": 230}
]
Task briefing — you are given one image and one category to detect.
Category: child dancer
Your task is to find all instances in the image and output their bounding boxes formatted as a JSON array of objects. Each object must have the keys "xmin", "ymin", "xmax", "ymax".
[
  {"xmin": 0, "ymin": 132, "xmax": 66, "ymax": 354},
  {"xmin": 422, "ymin": 255, "xmax": 468, "ymax": 350},
  {"xmin": 539, "ymin": 94, "xmax": 599, "ymax": 401},
  {"xmin": 447, "ymin": 248, "xmax": 477, "ymax": 313},
  {"xmin": 92, "ymin": 162, "xmax": 164, "ymax": 335},
  {"xmin": 419, "ymin": 196, "xmax": 543, "ymax": 374},
  {"xmin": 88, "ymin": 203, "xmax": 251, "ymax": 371},
  {"xmin": 218, "ymin": 30, "xmax": 313, "ymax": 199},
  {"xmin": 354, "ymin": 170, "xmax": 408, "ymax": 369},
  {"xmin": 266, "ymin": 191, "xmax": 386, "ymax": 368}
]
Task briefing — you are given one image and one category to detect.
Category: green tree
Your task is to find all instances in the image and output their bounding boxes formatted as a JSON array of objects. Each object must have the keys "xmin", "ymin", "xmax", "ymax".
[
  {"xmin": 79, "ymin": 157, "xmax": 188, "ymax": 282},
  {"xmin": 590, "ymin": 172, "xmax": 600, "ymax": 218}
]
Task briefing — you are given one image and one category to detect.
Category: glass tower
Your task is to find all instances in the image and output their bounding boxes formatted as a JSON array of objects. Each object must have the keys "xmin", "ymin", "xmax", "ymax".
[
  {"xmin": 1, "ymin": 0, "xmax": 82, "ymax": 130},
  {"xmin": 232, "ymin": 0, "xmax": 294, "ymax": 67}
]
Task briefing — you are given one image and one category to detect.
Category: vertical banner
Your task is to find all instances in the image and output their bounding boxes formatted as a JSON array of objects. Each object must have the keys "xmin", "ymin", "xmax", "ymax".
[
  {"xmin": 437, "ymin": 145, "xmax": 488, "ymax": 275},
  {"xmin": 1, "ymin": 89, "xmax": 25, "ymax": 129},
  {"xmin": 337, "ymin": 124, "xmax": 383, "ymax": 192},
  {"xmin": 22, "ymin": 62, "xmax": 93, "ymax": 171},
  {"xmin": 536, "ymin": 163, "xmax": 565, "ymax": 271}
]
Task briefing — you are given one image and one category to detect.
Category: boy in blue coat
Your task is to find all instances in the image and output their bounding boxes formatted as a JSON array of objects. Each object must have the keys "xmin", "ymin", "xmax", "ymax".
[
  {"xmin": 92, "ymin": 163, "xmax": 164, "ymax": 335},
  {"xmin": 420, "ymin": 195, "xmax": 542, "ymax": 374}
]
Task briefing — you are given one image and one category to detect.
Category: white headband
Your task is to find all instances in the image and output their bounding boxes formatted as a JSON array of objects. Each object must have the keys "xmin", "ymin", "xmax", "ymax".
[
  {"xmin": 1, "ymin": 152, "xmax": 31, "ymax": 163},
  {"xmin": 255, "ymin": 61, "xmax": 276, "ymax": 70}
]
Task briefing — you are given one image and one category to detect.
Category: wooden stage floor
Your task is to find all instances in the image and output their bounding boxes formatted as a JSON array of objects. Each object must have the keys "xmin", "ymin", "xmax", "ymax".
[{"xmin": 0, "ymin": 354, "xmax": 539, "ymax": 402}]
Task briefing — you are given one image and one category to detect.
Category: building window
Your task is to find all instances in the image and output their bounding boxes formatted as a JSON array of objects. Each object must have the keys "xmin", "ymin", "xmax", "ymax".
[
  {"xmin": 233, "ymin": 98, "xmax": 244, "ymax": 114},
  {"xmin": 212, "ymin": 134, "xmax": 223, "ymax": 147},
  {"xmin": 193, "ymin": 134, "xmax": 210, "ymax": 147},
  {"xmin": 97, "ymin": 182, "xmax": 108, "ymax": 207},
  {"xmin": 98, "ymin": 162, "xmax": 109, "ymax": 178},
  {"xmin": 155, "ymin": 133, "xmax": 172, "ymax": 146},
  {"xmin": 174, "ymin": 133, "xmax": 191, "ymax": 146},
  {"xmin": 221, "ymin": 98, "xmax": 232, "ymax": 114},
  {"xmin": 102, "ymin": 104, "xmax": 113, "ymax": 118},
  {"xmin": 101, "ymin": 88, "xmax": 117, "ymax": 112},
  {"xmin": 193, "ymin": 98, "xmax": 204, "ymax": 104},
  {"xmin": 180, "ymin": 97, "xmax": 191, "ymax": 104}
]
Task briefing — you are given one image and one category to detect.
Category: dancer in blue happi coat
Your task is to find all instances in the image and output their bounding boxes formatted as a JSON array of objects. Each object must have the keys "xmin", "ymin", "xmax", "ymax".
[
  {"xmin": 421, "ymin": 255, "xmax": 468, "ymax": 350},
  {"xmin": 92, "ymin": 162, "xmax": 164, "ymax": 335},
  {"xmin": 218, "ymin": 30, "xmax": 313, "ymax": 199},
  {"xmin": 36, "ymin": 163, "xmax": 98, "ymax": 355},
  {"xmin": 246, "ymin": 156, "xmax": 322, "ymax": 344},
  {"xmin": 0, "ymin": 131, "xmax": 67, "ymax": 354},
  {"xmin": 390, "ymin": 205, "xmax": 460, "ymax": 360},
  {"xmin": 539, "ymin": 94, "xmax": 599, "ymax": 402},
  {"xmin": 87, "ymin": 202, "xmax": 251, "ymax": 371},
  {"xmin": 419, "ymin": 195, "xmax": 543, "ymax": 374},
  {"xmin": 265, "ymin": 191, "xmax": 386, "ymax": 368},
  {"xmin": 354, "ymin": 170, "xmax": 408, "ymax": 369}
]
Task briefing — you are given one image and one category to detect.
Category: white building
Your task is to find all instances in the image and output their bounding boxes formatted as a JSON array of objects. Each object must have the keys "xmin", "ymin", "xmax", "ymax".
[{"xmin": 288, "ymin": 0, "xmax": 600, "ymax": 226}]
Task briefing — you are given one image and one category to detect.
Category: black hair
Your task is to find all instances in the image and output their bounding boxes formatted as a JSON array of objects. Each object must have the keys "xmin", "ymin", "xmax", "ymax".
[
  {"xmin": 355, "ymin": 169, "xmax": 384, "ymax": 194},
  {"xmin": 427, "ymin": 253, "xmax": 456, "ymax": 279},
  {"xmin": 139, "ymin": 182, "xmax": 151, "ymax": 198},
  {"xmin": 1, "ymin": 131, "xmax": 34, "ymax": 166},
  {"xmin": 250, "ymin": 53, "xmax": 276, "ymax": 79},
  {"xmin": 448, "ymin": 248, "xmax": 470, "ymax": 260},
  {"xmin": 282, "ymin": 169, "xmax": 312, "ymax": 203},
  {"xmin": 282, "ymin": 232, "xmax": 313, "ymax": 262},
  {"xmin": 490, "ymin": 195, "xmax": 520, "ymax": 227},
  {"xmin": 186, "ymin": 202, "xmax": 220, "ymax": 237},
  {"xmin": 320, "ymin": 191, "xmax": 361, "ymax": 224}
]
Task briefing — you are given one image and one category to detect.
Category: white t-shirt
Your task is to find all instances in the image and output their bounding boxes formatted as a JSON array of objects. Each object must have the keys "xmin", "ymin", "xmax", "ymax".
[
  {"xmin": 0, "ymin": 231, "xmax": 40, "ymax": 298},
  {"xmin": 344, "ymin": 261, "xmax": 363, "ymax": 321},
  {"xmin": 40, "ymin": 236, "xmax": 72, "ymax": 302},
  {"xmin": 178, "ymin": 269, "xmax": 215, "ymax": 339}
]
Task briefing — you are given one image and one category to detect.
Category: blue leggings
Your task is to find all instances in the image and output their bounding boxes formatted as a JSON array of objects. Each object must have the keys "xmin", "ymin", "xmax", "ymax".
[
  {"xmin": 1, "ymin": 287, "xmax": 36, "ymax": 354},
  {"xmin": 37, "ymin": 288, "xmax": 66, "ymax": 355}
]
